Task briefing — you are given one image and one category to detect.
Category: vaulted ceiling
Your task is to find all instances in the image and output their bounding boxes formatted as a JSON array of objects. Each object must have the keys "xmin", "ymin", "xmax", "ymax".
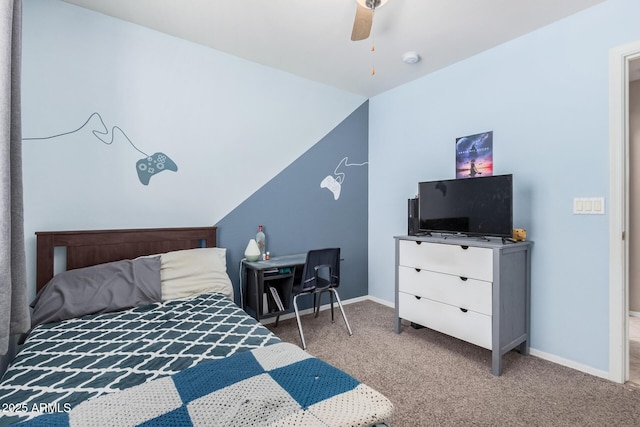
[{"xmin": 62, "ymin": 0, "xmax": 606, "ymax": 97}]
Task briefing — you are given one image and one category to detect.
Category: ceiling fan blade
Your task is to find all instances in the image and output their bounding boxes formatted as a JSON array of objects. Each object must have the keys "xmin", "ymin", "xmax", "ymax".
[{"xmin": 351, "ymin": 4, "xmax": 373, "ymax": 41}]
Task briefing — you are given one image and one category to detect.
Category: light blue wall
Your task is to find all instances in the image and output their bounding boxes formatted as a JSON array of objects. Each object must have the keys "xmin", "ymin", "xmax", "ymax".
[
  {"xmin": 21, "ymin": 0, "xmax": 365, "ymax": 303},
  {"xmin": 368, "ymin": 0, "xmax": 640, "ymax": 372}
]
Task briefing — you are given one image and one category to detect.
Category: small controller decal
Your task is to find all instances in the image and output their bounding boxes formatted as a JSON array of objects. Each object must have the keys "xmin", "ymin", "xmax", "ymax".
[
  {"xmin": 23, "ymin": 113, "xmax": 179, "ymax": 187},
  {"xmin": 136, "ymin": 152, "xmax": 178, "ymax": 185},
  {"xmin": 320, "ymin": 157, "xmax": 368, "ymax": 201},
  {"xmin": 320, "ymin": 175, "xmax": 341, "ymax": 200}
]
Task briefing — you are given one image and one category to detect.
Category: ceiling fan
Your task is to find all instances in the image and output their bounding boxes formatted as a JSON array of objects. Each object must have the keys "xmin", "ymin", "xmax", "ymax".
[{"xmin": 351, "ymin": 0, "xmax": 389, "ymax": 41}]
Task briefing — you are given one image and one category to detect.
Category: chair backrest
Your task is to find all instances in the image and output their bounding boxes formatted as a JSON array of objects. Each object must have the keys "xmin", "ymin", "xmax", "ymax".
[{"xmin": 300, "ymin": 248, "xmax": 340, "ymax": 290}]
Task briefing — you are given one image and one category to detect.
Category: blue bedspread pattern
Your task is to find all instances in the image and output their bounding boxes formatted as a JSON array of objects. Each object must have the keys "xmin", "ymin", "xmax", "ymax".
[
  {"xmin": 0, "ymin": 293, "xmax": 280, "ymax": 425},
  {"xmin": 20, "ymin": 342, "xmax": 394, "ymax": 426}
]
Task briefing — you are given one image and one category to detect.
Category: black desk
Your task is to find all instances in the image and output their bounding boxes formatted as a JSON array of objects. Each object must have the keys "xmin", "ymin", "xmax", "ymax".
[{"xmin": 242, "ymin": 254, "xmax": 306, "ymax": 322}]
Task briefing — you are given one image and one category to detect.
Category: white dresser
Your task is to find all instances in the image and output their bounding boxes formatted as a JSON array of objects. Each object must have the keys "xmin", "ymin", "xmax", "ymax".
[{"xmin": 394, "ymin": 235, "xmax": 532, "ymax": 375}]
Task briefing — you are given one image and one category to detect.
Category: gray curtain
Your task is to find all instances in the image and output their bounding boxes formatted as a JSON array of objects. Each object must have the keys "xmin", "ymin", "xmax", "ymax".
[{"xmin": 0, "ymin": 0, "xmax": 29, "ymax": 356}]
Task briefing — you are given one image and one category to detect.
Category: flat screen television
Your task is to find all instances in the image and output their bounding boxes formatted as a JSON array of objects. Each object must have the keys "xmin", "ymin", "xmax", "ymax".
[{"xmin": 418, "ymin": 174, "xmax": 513, "ymax": 238}]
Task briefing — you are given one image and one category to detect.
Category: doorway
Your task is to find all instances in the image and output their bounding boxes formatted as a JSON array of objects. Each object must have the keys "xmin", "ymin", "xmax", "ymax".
[
  {"xmin": 629, "ymin": 60, "xmax": 640, "ymax": 385},
  {"xmin": 610, "ymin": 41, "xmax": 640, "ymax": 384}
]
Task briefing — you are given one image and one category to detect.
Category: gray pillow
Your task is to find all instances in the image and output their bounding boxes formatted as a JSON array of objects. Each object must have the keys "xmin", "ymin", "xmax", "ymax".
[{"xmin": 30, "ymin": 257, "xmax": 162, "ymax": 328}]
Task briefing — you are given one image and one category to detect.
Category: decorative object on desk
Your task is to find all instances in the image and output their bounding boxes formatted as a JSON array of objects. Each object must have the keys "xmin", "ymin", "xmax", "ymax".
[
  {"xmin": 455, "ymin": 130, "xmax": 493, "ymax": 179},
  {"xmin": 244, "ymin": 239, "xmax": 261, "ymax": 262},
  {"xmin": 256, "ymin": 225, "xmax": 266, "ymax": 259}
]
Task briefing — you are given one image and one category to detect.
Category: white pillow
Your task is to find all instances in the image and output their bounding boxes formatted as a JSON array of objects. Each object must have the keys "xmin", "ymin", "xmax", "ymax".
[{"xmin": 159, "ymin": 248, "xmax": 234, "ymax": 301}]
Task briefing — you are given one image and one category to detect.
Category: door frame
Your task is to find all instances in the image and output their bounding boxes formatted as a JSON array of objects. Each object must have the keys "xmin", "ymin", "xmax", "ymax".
[{"xmin": 609, "ymin": 40, "xmax": 640, "ymax": 384}]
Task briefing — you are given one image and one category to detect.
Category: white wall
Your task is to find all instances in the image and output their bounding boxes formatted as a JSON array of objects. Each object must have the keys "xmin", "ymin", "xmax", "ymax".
[
  {"xmin": 368, "ymin": 0, "xmax": 640, "ymax": 374},
  {"xmin": 21, "ymin": 0, "xmax": 365, "ymax": 302}
]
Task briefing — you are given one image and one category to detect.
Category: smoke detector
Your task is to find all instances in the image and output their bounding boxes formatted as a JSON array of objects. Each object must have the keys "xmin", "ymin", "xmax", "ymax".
[{"xmin": 402, "ymin": 51, "xmax": 421, "ymax": 64}]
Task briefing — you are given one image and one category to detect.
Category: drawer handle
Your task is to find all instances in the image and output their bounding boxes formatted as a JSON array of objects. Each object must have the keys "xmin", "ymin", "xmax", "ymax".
[
  {"xmin": 414, "ymin": 296, "xmax": 421, "ymax": 300},
  {"xmin": 460, "ymin": 245, "xmax": 469, "ymax": 250},
  {"xmin": 415, "ymin": 268, "xmax": 421, "ymax": 273},
  {"xmin": 415, "ymin": 241, "xmax": 422, "ymax": 245},
  {"xmin": 459, "ymin": 276, "xmax": 468, "ymax": 281},
  {"xmin": 460, "ymin": 308, "xmax": 468, "ymax": 313}
]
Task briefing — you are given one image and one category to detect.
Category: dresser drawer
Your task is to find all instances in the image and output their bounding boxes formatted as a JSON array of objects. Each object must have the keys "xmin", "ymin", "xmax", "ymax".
[
  {"xmin": 398, "ymin": 292, "xmax": 492, "ymax": 350},
  {"xmin": 398, "ymin": 240, "xmax": 493, "ymax": 281},
  {"xmin": 398, "ymin": 266, "xmax": 492, "ymax": 316}
]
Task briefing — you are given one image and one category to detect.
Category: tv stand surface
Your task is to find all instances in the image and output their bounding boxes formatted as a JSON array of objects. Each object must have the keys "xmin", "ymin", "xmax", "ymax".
[
  {"xmin": 412, "ymin": 231, "xmax": 432, "ymax": 237},
  {"xmin": 393, "ymin": 234, "xmax": 532, "ymax": 376}
]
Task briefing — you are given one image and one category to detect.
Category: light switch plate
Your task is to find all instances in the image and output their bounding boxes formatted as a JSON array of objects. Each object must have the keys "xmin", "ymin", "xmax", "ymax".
[{"xmin": 574, "ymin": 197, "xmax": 605, "ymax": 215}]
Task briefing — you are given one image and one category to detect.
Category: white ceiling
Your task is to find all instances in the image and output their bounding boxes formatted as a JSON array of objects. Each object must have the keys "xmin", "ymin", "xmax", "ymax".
[{"xmin": 62, "ymin": 0, "xmax": 606, "ymax": 97}]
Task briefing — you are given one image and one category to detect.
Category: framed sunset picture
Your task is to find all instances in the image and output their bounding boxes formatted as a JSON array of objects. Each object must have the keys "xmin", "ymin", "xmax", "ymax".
[{"xmin": 455, "ymin": 131, "xmax": 493, "ymax": 179}]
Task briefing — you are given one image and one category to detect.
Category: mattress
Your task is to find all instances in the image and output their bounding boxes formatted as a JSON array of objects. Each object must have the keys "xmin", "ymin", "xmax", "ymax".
[{"xmin": 0, "ymin": 292, "xmax": 280, "ymax": 425}]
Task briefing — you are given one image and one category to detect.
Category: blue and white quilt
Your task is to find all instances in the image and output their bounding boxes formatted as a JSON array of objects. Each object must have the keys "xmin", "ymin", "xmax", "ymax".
[
  {"xmin": 0, "ymin": 293, "xmax": 280, "ymax": 426},
  {"xmin": 19, "ymin": 342, "xmax": 394, "ymax": 427}
]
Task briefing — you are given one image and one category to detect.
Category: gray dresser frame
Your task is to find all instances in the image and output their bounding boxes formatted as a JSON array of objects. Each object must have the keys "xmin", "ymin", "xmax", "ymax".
[{"xmin": 394, "ymin": 235, "xmax": 533, "ymax": 376}]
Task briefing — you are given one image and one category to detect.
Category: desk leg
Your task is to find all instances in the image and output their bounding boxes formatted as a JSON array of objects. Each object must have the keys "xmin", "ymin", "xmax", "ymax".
[
  {"xmin": 254, "ymin": 270, "xmax": 262, "ymax": 321},
  {"xmin": 241, "ymin": 263, "xmax": 247, "ymax": 312}
]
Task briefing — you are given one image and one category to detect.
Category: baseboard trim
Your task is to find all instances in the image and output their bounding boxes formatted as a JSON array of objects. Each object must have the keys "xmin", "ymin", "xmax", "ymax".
[
  {"xmin": 259, "ymin": 295, "xmax": 371, "ymax": 325},
  {"xmin": 360, "ymin": 296, "xmax": 613, "ymax": 381},
  {"xmin": 365, "ymin": 295, "xmax": 394, "ymax": 308},
  {"xmin": 262, "ymin": 295, "xmax": 612, "ymax": 381},
  {"xmin": 630, "ymin": 311, "xmax": 640, "ymax": 318},
  {"xmin": 528, "ymin": 348, "xmax": 610, "ymax": 380}
]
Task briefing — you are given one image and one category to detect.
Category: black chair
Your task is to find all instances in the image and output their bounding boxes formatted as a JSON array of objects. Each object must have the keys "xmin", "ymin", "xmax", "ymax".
[{"xmin": 291, "ymin": 248, "xmax": 353, "ymax": 349}]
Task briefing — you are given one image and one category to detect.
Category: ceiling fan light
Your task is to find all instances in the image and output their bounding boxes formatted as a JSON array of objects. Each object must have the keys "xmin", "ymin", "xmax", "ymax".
[{"xmin": 355, "ymin": 0, "xmax": 389, "ymax": 10}]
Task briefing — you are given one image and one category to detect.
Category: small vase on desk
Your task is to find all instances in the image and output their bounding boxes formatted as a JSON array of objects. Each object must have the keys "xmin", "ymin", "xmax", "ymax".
[
  {"xmin": 244, "ymin": 239, "xmax": 261, "ymax": 262},
  {"xmin": 256, "ymin": 225, "xmax": 266, "ymax": 259}
]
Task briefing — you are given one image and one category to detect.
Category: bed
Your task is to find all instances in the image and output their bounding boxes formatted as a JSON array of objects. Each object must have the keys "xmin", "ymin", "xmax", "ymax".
[{"xmin": 0, "ymin": 227, "xmax": 393, "ymax": 426}]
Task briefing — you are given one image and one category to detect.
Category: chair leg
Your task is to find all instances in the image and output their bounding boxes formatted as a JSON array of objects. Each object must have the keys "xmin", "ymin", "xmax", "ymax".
[
  {"xmin": 314, "ymin": 290, "xmax": 327, "ymax": 318},
  {"xmin": 275, "ymin": 314, "xmax": 280, "ymax": 327},
  {"xmin": 330, "ymin": 291, "xmax": 335, "ymax": 322},
  {"xmin": 311, "ymin": 290, "xmax": 338, "ymax": 323},
  {"xmin": 292, "ymin": 295, "xmax": 307, "ymax": 350},
  {"xmin": 329, "ymin": 289, "xmax": 353, "ymax": 336},
  {"xmin": 314, "ymin": 291, "xmax": 321, "ymax": 318}
]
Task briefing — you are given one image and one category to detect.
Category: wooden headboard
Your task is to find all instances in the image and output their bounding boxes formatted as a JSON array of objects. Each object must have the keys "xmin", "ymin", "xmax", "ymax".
[{"xmin": 35, "ymin": 227, "xmax": 217, "ymax": 292}]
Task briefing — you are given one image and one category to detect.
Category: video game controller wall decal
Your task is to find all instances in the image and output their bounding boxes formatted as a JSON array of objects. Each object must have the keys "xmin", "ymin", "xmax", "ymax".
[
  {"xmin": 136, "ymin": 152, "xmax": 178, "ymax": 185},
  {"xmin": 321, "ymin": 156, "xmax": 368, "ymax": 201},
  {"xmin": 23, "ymin": 112, "xmax": 179, "ymax": 186}
]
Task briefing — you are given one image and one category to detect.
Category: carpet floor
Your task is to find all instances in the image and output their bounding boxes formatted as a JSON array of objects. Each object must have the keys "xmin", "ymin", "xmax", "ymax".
[{"xmin": 267, "ymin": 299, "xmax": 640, "ymax": 427}]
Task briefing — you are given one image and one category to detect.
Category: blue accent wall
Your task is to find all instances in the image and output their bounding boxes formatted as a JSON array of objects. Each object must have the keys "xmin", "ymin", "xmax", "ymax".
[{"xmin": 217, "ymin": 102, "xmax": 369, "ymax": 308}]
